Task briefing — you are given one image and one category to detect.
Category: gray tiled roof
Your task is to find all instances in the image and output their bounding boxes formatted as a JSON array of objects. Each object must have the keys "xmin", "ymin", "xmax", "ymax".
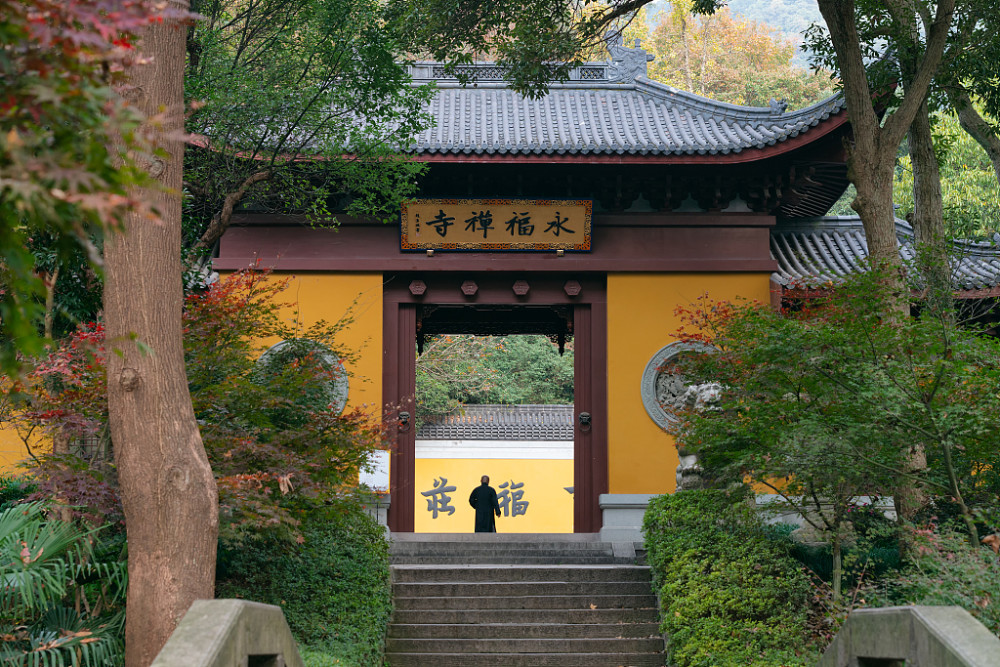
[
  {"xmin": 771, "ymin": 217, "xmax": 1000, "ymax": 292},
  {"xmin": 418, "ymin": 404, "xmax": 573, "ymax": 441},
  {"xmin": 407, "ymin": 47, "xmax": 845, "ymax": 158}
]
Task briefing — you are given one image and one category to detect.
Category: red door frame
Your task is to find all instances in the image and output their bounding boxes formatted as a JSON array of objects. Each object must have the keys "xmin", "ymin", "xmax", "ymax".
[{"xmin": 384, "ymin": 273, "xmax": 608, "ymax": 533}]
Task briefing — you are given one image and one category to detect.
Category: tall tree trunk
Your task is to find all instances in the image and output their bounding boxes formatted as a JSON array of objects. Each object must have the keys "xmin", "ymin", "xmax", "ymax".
[
  {"xmin": 831, "ymin": 530, "xmax": 843, "ymax": 602},
  {"xmin": 105, "ymin": 3, "xmax": 220, "ymax": 665},
  {"xmin": 846, "ymin": 137, "xmax": 907, "ymax": 311},
  {"xmin": 816, "ymin": 0, "xmax": 955, "ymax": 320},
  {"xmin": 908, "ymin": 100, "xmax": 952, "ymax": 316},
  {"xmin": 42, "ymin": 266, "xmax": 59, "ymax": 340}
]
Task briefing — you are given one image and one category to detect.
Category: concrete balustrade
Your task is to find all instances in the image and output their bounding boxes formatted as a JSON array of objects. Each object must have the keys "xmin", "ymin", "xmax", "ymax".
[
  {"xmin": 151, "ymin": 599, "xmax": 304, "ymax": 667},
  {"xmin": 819, "ymin": 605, "xmax": 1000, "ymax": 667}
]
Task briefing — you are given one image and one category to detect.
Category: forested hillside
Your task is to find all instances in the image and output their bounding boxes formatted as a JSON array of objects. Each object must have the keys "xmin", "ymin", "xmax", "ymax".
[
  {"xmin": 634, "ymin": 0, "xmax": 832, "ymax": 109},
  {"xmin": 645, "ymin": 0, "xmax": 823, "ymax": 67}
]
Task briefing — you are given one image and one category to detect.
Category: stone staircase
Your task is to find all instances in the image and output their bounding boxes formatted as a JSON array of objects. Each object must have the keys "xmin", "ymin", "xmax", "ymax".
[{"xmin": 386, "ymin": 534, "xmax": 664, "ymax": 667}]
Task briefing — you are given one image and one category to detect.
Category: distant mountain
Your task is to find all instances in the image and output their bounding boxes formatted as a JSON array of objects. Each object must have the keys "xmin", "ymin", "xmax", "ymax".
[{"xmin": 644, "ymin": 0, "xmax": 825, "ymax": 69}]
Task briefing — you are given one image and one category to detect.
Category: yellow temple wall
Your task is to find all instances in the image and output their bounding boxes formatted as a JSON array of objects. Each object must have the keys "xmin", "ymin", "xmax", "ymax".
[
  {"xmin": 606, "ymin": 272, "xmax": 773, "ymax": 495},
  {"xmin": 257, "ymin": 272, "xmax": 384, "ymax": 416},
  {"xmin": 0, "ymin": 424, "xmax": 44, "ymax": 473},
  {"xmin": 414, "ymin": 457, "xmax": 574, "ymax": 533}
]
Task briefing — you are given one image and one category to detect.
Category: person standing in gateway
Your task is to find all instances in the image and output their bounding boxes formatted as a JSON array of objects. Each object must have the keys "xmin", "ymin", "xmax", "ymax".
[{"xmin": 469, "ymin": 475, "xmax": 501, "ymax": 532}]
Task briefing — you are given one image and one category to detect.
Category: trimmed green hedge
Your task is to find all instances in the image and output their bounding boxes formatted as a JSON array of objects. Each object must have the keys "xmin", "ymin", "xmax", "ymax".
[
  {"xmin": 643, "ymin": 489, "xmax": 818, "ymax": 667},
  {"xmin": 217, "ymin": 501, "xmax": 392, "ymax": 666}
]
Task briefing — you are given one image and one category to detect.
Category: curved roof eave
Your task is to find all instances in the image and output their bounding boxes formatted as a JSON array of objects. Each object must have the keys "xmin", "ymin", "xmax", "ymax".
[
  {"xmin": 405, "ymin": 68, "xmax": 850, "ymax": 164},
  {"xmin": 408, "ymin": 105, "xmax": 850, "ymax": 165},
  {"xmin": 771, "ymin": 216, "xmax": 1000, "ymax": 294}
]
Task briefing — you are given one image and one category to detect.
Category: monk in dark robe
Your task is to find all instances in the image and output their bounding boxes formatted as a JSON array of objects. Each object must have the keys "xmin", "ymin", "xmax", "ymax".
[{"xmin": 469, "ymin": 475, "xmax": 501, "ymax": 532}]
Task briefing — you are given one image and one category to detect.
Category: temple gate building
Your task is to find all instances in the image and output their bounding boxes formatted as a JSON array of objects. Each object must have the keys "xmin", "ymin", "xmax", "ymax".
[{"xmin": 198, "ymin": 41, "xmax": 1000, "ymax": 535}]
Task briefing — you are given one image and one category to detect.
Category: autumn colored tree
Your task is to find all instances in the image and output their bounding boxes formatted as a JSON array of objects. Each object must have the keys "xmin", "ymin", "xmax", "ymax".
[
  {"xmin": 11, "ymin": 270, "xmax": 383, "ymax": 544},
  {"xmin": 1, "ymin": 2, "xmax": 214, "ymax": 662},
  {"xmin": 575, "ymin": 4, "xmax": 651, "ymax": 61},
  {"xmin": 183, "ymin": 271, "xmax": 384, "ymax": 545},
  {"xmin": 646, "ymin": 1, "xmax": 832, "ymax": 109},
  {"xmin": 0, "ymin": 0, "xmax": 160, "ymax": 370}
]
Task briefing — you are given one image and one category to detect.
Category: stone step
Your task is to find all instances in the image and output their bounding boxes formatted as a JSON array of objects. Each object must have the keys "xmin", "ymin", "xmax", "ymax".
[
  {"xmin": 385, "ymin": 537, "xmax": 664, "ymax": 667},
  {"xmin": 390, "ymin": 608, "xmax": 660, "ymax": 625},
  {"xmin": 385, "ymin": 637, "xmax": 665, "ymax": 654},
  {"xmin": 390, "ymin": 533, "xmax": 603, "ymax": 543},
  {"xmin": 384, "ymin": 651, "xmax": 666, "ymax": 666},
  {"xmin": 394, "ymin": 594, "xmax": 657, "ymax": 611},
  {"xmin": 391, "ymin": 555, "xmax": 619, "ymax": 565},
  {"xmin": 388, "ymin": 622, "xmax": 661, "ymax": 639},
  {"xmin": 391, "ymin": 542, "xmax": 614, "ymax": 553},
  {"xmin": 392, "ymin": 565, "xmax": 651, "ymax": 583},
  {"xmin": 391, "ymin": 547, "xmax": 615, "ymax": 558},
  {"xmin": 394, "ymin": 581, "xmax": 653, "ymax": 597}
]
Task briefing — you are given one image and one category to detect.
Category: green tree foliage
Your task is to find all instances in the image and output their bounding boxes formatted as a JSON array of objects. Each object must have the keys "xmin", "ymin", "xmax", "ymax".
[
  {"xmin": 668, "ymin": 272, "xmax": 1000, "ymax": 561},
  {"xmin": 416, "ymin": 335, "xmax": 502, "ymax": 420},
  {"xmin": 926, "ymin": 0, "xmax": 1000, "ymax": 190},
  {"xmin": 642, "ymin": 489, "xmax": 818, "ymax": 667},
  {"xmin": 482, "ymin": 335, "xmax": 574, "ymax": 405},
  {"xmin": 416, "ymin": 334, "xmax": 574, "ymax": 419},
  {"xmin": 184, "ymin": 0, "xmax": 433, "ymax": 251},
  {"xmin": 0, "ymin": 0, "xmax": 174, "ymax": 369},
  {"xmin": 803, "ymin": 0, "xmax": 1000, "ymax": 259},
  {"xmin": 646, "ymin": 2, "xmax": 833, "ymax": 108},
  {"xmin": 0, "ymin": 502, "xmax": 127, "ymax": 666},
  {"xmin": 893, "ymin": 111, "xmax": 1000, "ymax": 238}
]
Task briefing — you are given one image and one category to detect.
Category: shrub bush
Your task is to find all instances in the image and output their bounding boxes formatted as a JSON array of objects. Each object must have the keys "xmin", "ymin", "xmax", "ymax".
[
  {"xmin": 885, "ymin": 527, "xmax": 1000, "ymax": 635},
  {"xmin": 643, "ymin": 489, "xmax": 818, "ymax": 667},
  {"xmin": 0, "ymin": 502, "xmax": 127, "ymax": 666},
  {"xmin": 217, "ymin": 499, "xmax": 392, "ymax": 665},
  {"xmin": 0, "ymin": 476, "xmax": 35, "ymax": 511}
]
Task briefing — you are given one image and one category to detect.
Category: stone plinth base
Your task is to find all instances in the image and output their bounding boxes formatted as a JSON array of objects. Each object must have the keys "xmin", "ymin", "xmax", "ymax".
[{"xmin": 598, "ymin": 493, "xmax": 657, "ymax": 544}]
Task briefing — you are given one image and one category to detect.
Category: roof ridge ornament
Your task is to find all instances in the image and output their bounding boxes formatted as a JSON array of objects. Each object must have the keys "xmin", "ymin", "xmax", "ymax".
[
  {"xmin": 769, "ymin": 97, "xmax": 789, "ymax": 115},
  {"xmin": 605, "ymin": 31, "xmax": 654, "ymax": 84}
]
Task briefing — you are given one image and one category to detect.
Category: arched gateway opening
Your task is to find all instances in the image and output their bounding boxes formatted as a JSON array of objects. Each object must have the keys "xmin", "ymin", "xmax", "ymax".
[{"xmin": 384, "ymin": 274, "xmax": 608, "ymax": 533}]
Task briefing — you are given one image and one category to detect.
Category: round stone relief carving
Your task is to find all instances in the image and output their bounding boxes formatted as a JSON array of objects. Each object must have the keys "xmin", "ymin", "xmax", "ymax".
[
  {"xmin": 641, "ymin": 341, "xmax": 716, "ymax": 429},
  {"xmin": 255, "ymin": 339, "xmax": 349, "ymax": 414}
]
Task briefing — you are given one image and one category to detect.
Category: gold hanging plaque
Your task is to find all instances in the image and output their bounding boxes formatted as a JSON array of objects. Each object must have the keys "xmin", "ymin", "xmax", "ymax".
[{"xmin": 401, "ymin": 199, "xmax": 592, "ymax": 251}]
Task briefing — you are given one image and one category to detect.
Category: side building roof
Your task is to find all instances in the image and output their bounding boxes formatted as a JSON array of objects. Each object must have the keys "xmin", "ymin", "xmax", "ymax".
[
  {"xmin": 406, "ymin": 38, "xmax": 846, "ymax": 162},
  {"xmin": 417, "ymin": 404, "xmax": 574, "ymax": 441},
  {"xmin": 771, "ymin": 217, "xmax": 1000, "ymax": 295}
]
